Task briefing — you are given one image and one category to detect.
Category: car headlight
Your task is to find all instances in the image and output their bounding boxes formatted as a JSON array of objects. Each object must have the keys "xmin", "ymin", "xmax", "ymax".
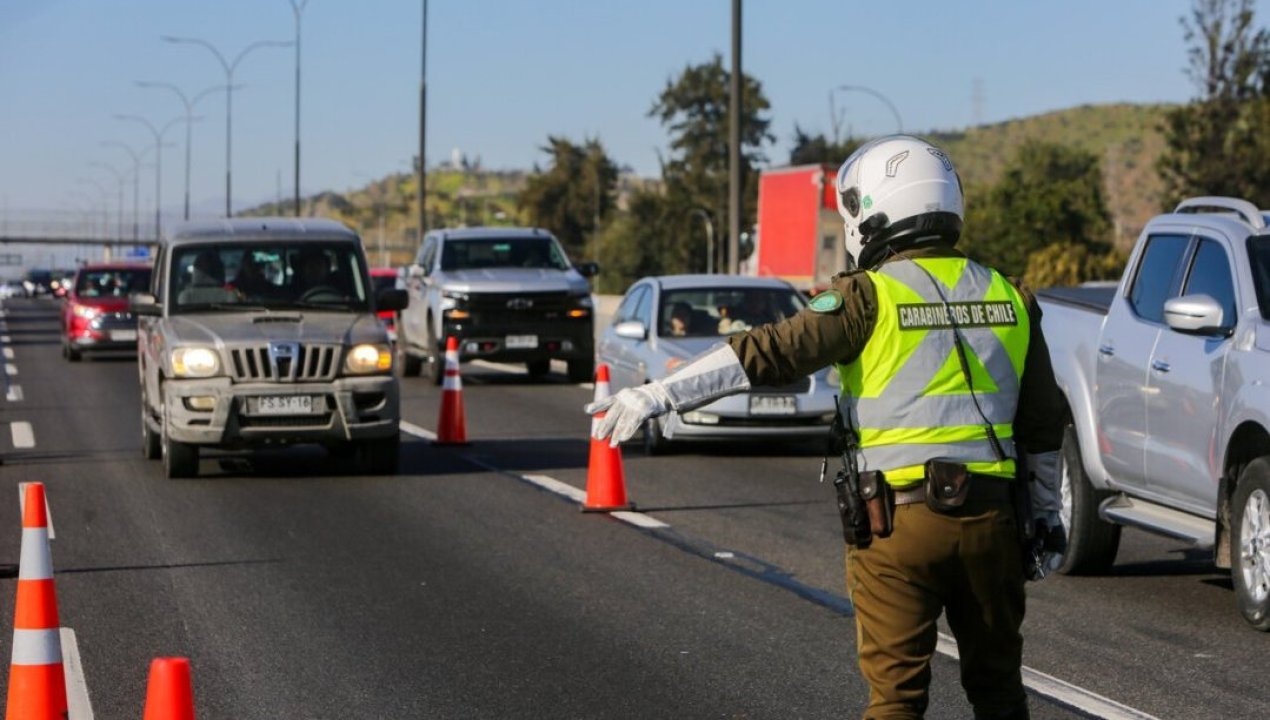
[
  {"xmin": 171, "ymin": 347, "xmax": 220, "ymax": 378},
  {"xmin": 440, "ymin": 289, "xmax": 469, "ymax": 311},
  {"xmin": 72, "ymin": 304, "xmax": 100, "ymax": 319},
  {"xmin": 825, "ymin": 366, "xmax": 841, "ymax": 388},
  {"xmin": 571, "ymin": 294, "xmax": 594, "ymax": 308},
  {"xmin": 345, "ymin": 343, "xmax": 393, "ymax": 374}
]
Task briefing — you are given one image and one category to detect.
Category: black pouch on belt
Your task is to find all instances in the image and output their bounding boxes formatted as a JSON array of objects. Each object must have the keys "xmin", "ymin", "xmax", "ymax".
[
  {"xmin": 858, "ymin": 471, "xmax": 894, "ymax": 538},
  {"xmin": 924, "ymin": 458, "xmax": 972, "ymax": 513}
]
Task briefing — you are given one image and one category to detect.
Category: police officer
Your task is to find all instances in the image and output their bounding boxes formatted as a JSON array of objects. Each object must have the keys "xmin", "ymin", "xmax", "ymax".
[{"xmin": 588, "ymin": 135, "xmax": 1066, "ymax": 720}]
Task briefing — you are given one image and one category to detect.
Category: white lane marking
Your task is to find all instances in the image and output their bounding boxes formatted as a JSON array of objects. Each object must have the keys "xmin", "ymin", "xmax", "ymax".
[
  {"xmin": 2, "ymin": 347, "xmax": 13, "ymax": 359},
  {"xmin": 1, "ymin": 334, "xmax": 11, "ymax": 343},
  {"xmin": 521, "ymin": 473, "xmax": 587, "ymax": 503},
  {"xmin": 936, "ymin": 632, "xmax": 1158, "ymax": 719},
  {"xmin": 11, "ymin": 420, "xmax": 35, "ymax": 448},
  {"xmin": 5, "ymin": 363, "xmax": 17, "ymax": 376},
  {"xmin": 61, "ymin": 628, "xmax": 95, "ymax": 720},
  {"xmin": 611, "ymin": 510, "xmax": 670, "ymax": 529},
  {"xmin": 399, "ymin": 421, "xmax": 437, "ymax": 441},
  {"xmin": 6, "ymin": 384, "xmax": 22, "ymax": 402},
  {"xmin": 17, "ymin": 481, "xmax": 55, "ymax": 539}
]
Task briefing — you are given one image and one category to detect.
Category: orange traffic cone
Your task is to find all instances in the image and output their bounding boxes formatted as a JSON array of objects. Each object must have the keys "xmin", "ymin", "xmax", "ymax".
[
  {"xmin": 583, "ymin": 364, "xmax": 634, "ymax": 512},
  {"xmin": 5, "ymin": 482, "xmax": 68, "ymax": 720},
  {"xmin": 434, "ymin": 336, "xmax": 468, "ymax": 445},
  {"xmin": 142, "ymin": 657, "xmax": 195, "ymax": 720}
]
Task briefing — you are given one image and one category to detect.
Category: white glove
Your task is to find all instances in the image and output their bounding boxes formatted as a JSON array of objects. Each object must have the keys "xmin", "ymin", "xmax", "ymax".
[{"xmin": 586, "ymin": 383, "xmax": 672, "ymax": 447}]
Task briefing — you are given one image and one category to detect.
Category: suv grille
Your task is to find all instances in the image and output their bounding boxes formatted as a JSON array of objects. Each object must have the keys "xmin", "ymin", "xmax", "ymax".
[
  {"xmin": 464, "ymin": 291, "xmax": 574, "ymax": 323},
  {"xmin": 229, "ymin": 344, "xmax": 340, "ymax": 382}
]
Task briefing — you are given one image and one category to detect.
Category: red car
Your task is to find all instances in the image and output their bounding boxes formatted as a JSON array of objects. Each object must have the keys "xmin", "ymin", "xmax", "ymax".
[
  {"xmin": 370, "ymin": 267, "xmax": 401, "ymax": 343},
  {"xmin": 61, "ymin": 262, "xmax": 153, "ymax": 361}
]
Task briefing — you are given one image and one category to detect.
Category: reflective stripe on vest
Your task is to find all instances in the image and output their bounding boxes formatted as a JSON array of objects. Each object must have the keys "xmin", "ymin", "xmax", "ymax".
[{"xmin": 836, "ymin": 257, "xmax": 1030, "ymax": 485}]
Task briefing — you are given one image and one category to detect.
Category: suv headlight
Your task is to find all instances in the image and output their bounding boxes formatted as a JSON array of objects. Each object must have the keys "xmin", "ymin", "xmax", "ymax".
[
  {"xmin": 345, "ymin": 343, "xmax": 393, "ymax": 374},
  {"xmin": 440, "ymin": 289, "xmax": 468, "ymax": 310},
  {"xmin": 171, "ymin": 347, "xmax": 220, "ymax": 378}
]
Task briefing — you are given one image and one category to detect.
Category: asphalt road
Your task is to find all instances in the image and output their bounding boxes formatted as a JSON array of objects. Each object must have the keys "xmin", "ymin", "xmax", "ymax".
[{"xmin": 0, "ymin": 297, "xmax": 1264, "ymax": 719}]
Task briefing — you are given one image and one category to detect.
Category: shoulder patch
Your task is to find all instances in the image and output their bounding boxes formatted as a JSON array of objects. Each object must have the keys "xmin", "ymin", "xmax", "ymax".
[{"xmin": 809, "ymin": 290, "xmax": 843, "ymax": 313}]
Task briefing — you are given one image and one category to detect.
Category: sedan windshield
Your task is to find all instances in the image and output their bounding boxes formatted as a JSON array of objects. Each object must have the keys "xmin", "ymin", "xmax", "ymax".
[
  {"xmin": 659, "ymin": 287, "xmax": 806, "ymax": 338},
  {"xmin": 440, "ymin": 237, "xmax": 569, "ymax": 271},
  {"xmin": 169, "ymin": 243, "xmax": 368, "ymax": 313}
]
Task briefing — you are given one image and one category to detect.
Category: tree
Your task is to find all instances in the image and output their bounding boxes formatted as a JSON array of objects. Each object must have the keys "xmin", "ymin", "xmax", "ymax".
[
  {"xmin": 961, "ymin": 141, "xmax": 1114, "ymax": 281},
  {"xmin": 518, "ymin": 136, "xmax": 619, "ymax": 259},
  {"xmin": 1158, "ymin": 0, "xmax": 1270, "ymax": 206},
  {"xmin": 788, "ymin": 125, "xmax": 862, "ymax": 166},
  {"xmin": 592, "ymin": 188, "xmax": 674, "ymax": 294},
  {"xmin": 649, "ymin": 53, "xmax": 773, "ymax": 273}
]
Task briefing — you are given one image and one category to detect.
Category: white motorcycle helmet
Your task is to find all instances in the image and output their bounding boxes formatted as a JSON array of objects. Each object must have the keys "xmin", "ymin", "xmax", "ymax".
[{"xmin": 835, "ymin": 135, "xmax": 964, "ymax": 270}]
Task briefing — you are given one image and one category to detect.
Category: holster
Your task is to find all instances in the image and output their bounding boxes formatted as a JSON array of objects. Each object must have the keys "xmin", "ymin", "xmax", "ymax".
[
  {"xmin": 833, "ymin": 469, "xmax": 872, "ymax": 548},
  {"xmin": 858, "ymin": 471, "xmax": 894, "ymax": 538},
  {"xmin": 923, "ymin": 458, "xmax": 972, "ymax": 513}
]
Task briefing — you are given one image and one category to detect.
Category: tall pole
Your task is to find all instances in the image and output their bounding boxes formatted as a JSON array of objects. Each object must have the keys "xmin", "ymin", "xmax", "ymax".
[
  {"xmin": 289, "ymin": 0, "xmax": 310, "ymax": 217},
  {"xmin": 834, "ymin": 85, "xmax": 904, "ymax": 134},
  {"xmin": 90, "ymin": 161, "xmax": 126, "ymax": 241},
  {"xmin": 728, "ymin": 0, "xmax": 742, "ymax": 275},
  {"xmin": 116, "ymin": 115, "xmax": 181, "ymax": 240},
  {"xmin": 417, "ymin": 0, "xmax": 429, "ymax": 240},
  {"xmin": 137, "ymin": 82, "xmax": 226, "ymax": 220},
  {"xmin": 76, "ymin": 177, "xmax": 110, "ymax": 241},
  {"xmin": 102, "ymin": 141, "xmax": 145, "ymax": 242},
  {"xmin": 163, "ymin": 36, "xmax": 291, "ymax": 217}
]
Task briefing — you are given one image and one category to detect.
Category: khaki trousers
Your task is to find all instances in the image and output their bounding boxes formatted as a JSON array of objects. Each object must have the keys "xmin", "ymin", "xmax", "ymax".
[{"xmin": 845, "ymin": 489, "xmax": 1027, "ymax": 720}]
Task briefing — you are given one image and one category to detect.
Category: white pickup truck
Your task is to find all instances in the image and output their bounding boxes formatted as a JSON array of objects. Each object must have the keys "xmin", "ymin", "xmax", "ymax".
[{"xmin": 1038, "ymin": 196, "xmax": 1270, "ymax": 630}]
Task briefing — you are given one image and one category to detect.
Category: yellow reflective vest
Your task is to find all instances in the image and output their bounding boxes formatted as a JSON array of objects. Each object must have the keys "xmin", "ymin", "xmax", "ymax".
[{"xmin": 835, "ymin": 256, "xmax": 1031, "ymax": 486}]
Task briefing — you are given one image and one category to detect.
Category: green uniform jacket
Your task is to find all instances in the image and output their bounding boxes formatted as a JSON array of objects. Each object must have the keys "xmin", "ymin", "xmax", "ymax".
[{"xmin": 726, "ymin": 245, "xmax": 1067, "ymax": 454}]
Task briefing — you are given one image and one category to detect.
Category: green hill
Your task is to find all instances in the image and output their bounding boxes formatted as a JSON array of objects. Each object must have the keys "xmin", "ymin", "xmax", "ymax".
[{"xmin": 930, "ymin": 103, "xmax": 1173, "ymax": 248}]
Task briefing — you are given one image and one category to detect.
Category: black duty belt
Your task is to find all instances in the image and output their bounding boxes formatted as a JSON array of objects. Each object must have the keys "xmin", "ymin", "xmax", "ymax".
[{"xmin": 892, "ymin": 474, "xmax": 1013, "ymax": 506}]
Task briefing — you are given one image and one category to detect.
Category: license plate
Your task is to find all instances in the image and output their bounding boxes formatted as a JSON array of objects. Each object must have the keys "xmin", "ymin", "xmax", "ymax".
[
  {"xmin": 506, "ymin": 334, "xmax": 538, "ymax": 349},
  {"xmin": 749, "ymin": 395, "xmax": 796, "ymax": 416},
  {"xmin": 109, "ymin": 329, "xmax": 137, "ymax": 342},
  {"xmin": 255, "ymin": 395, "xmax": 314, "ymax": 415}
]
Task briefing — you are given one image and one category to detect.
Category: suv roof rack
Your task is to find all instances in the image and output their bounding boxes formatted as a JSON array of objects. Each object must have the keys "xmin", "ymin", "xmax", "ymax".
[{"xmin": 1174, "ymin": 196, "xmax": 1266, "ymax": 229}]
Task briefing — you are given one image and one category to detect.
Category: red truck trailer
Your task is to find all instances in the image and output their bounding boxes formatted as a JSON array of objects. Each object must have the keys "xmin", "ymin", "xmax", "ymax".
[{"xmin": 749, "ymin": 164, "xmax": 846, "ymax": 293}]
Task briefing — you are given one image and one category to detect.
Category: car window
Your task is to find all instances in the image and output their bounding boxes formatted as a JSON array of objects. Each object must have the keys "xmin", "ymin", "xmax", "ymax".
[
  {"xmin": 75, "ymin": 268, "xmax": 152, "ymax": 298},
  {"xmin": 169, "ymin": 243, "xmax": 369, "ymax": 313},
  {"xmin": 1248, "ymin": 236, "xmax": 1270, "ymax": 320},
  {"xmin": 615, "ymin": 285, "xmax": 647, "ymax": 324},
  {"xmin": 659, "ymin": 287, "xmax": 807, "ymax": 337},
  {"xmin": 1128, "ymin": 234, "xmax": 1191, "ymax": 324},
  {"xmin": 632, "ymin": 286, "xmax": 653, "ymax": 326},
  {"xmin": 420, "ymin": 238, "xmax": 437, "ymax": 272},
  {"xmin": 439, "ymin": 237, "xmax": 569, "ymax": 271},
  {"xmin": 1182, "ymin": 238, "xmax": 1237, "ymax": 327},
  {"xmin": 152, "ymin": 248, "xmax": 165, "ymax": 299}
]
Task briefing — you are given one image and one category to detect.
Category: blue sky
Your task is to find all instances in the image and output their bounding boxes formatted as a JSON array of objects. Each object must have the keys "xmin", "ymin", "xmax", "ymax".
[{"xmin": 1, "ymin": 0, "xmax": 1262, "ymax": 221}]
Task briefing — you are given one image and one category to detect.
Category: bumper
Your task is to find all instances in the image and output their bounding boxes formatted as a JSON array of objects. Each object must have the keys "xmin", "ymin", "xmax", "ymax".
[
  {"xmin": 67, "ymin": 336, "xmax": 137, "ymax": 353},
  {"xmin": 163, "ymin": 374, "xmax": 399, "ymax": 446},
  {"xmin": 441, "ymin": 318, "xmax": 593, "ymax": 361},
  {"xmin": 660, "ymin": 392, "xmax": 837, "ymax": 441}
]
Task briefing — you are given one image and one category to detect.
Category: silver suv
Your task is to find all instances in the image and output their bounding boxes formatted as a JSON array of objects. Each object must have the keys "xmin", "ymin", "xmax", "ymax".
[
  {"xmin": 132, "ymin": 218, "xmax": 407, "ymax": 478},
  {"xmin": 398, "ymin": 227, "xmax": 598, "ymax": 383}
]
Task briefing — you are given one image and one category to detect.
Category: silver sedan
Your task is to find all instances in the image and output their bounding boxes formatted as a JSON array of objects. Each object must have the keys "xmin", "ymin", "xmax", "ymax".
[{"xmin": 597, "ymin": 274, "xmax": 839, "ymax": 453}]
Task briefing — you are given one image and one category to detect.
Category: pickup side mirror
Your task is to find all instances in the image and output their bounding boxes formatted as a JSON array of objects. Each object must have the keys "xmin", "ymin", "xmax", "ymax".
[
  {"xmin": 614, "ymin": 320, "xmax": 648, "ymax": 340},
  {"xmin": 376, "ymin": 288, "xmax": 409, "ymax": 313},
  {"xmin": 1163, "ymin": 294, "xmax": 1230, "ymax": 336},
  {"xmin": 575, "ymin": 261, "xmax": 600, "ymax": 278},
  {"xmin": 407, "ymin": 264, "xmax": 425, "ymax": 279},
  {"xmin": 129, "ymin": 292, "xmax": 161, "ymax": 317}
]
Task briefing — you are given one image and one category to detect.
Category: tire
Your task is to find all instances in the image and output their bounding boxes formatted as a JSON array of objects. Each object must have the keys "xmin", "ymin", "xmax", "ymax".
[
  {"xmin": 424, "ymin": 319, "xmax": 443, "ymax": 387},
  {"xmin": 64, "ymin": 343, "xmax": 81, "ymax": 362},
  {"xmin": 643, "ymin": 416, "xmax": 669, "ymax": 456},
  {"xmin": 526, "ymin": 359, "xmax": 551, "ymax": 379},
  {"xmin": 358, "ymin": 436, "xmax": 400, "ymax": 476},
  {"xmin": 1056, "ymin": 423, "xmax": 1121, "ymax": 575},
  {"xmin": 161, "ymin": 424, "xmax": 198, "ymax": 479},
  {"xmin": 141, "ymin": 403, "xmax": 160, "ymax": 460},
  {"xmin": 1231, "ymin": 457, "xmax": 1270, "ymax": 631},
  {"xmin": 396, "ymin": 316, "xmax": 423, "ymax": 377},
  {"xmin": 567, "ymin": 356, "xmax": 595, "ymax": 384}
]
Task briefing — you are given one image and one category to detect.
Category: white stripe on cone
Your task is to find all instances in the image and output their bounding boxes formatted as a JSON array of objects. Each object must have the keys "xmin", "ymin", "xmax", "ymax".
[
  {"xmin": 17, "ymin": 528, "xmax": 52, "ymax": 580},
  {"xmin": 590, "ymin": 365, "xmax": 612, "ymax": 436},
  {"xmin": 10, "ymin": 628, "xmax": 63, "ymax": 666},
  {"xmin": 442, "ymin": 347, "xmax": 462, "ymax": 391}
]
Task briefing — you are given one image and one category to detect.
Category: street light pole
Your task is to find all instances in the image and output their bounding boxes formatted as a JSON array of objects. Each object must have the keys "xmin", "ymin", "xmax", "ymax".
[
  {"xmin": 831, "ymin": 85, "xmax": 904, "ymax": 139},
  {"xmin": 136, "ymin": 81, "xmax": 227, "ymax": 221},
  {"xmin": 162, "ymin": 36, "xmax": 291, "ymax": 218},
  {"xmin": 76, "ymin": 177, "xmax": 111, "ymax": 241},
  {"xmin": 116, "ymin": 114, "xmax": 182, "ymax": 240},
  {"xmin": 417, "ymin": 0, "xmax": 429, "ymax": 240},
  {"xmin": 101, "ymin": 141, "xmax": 147, "ymax": 242},
  {"xmin": 728, "ymin": 0, "xmax": 742, "ymax": 276},
  {"xmin": 690, "ymin": 208, "xmax": 715, "ymax": 274},
  {"xmin": 289, "ymin": 0, "xmax": 311, "ymax": 217},
  {"xmin": 89, "ymin": 161, "xmax": 126, "ymax": 242}
]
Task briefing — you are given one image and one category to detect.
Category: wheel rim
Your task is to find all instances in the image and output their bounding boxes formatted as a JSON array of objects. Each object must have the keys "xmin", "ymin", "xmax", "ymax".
[
  {"xmin": 1058, "ymin": 452, "xmax": 1074, "ymax": 534},
  {"xmin": 1239, "ymin": 488, "xmax": 1270, "ymax": 604}
]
